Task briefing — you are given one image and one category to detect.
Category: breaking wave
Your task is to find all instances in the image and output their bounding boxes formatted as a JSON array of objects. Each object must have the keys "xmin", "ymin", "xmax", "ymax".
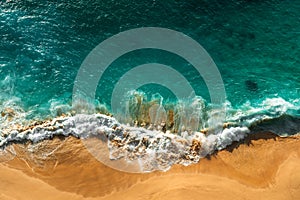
[{"xmin": 1, "ymin": 88, "xmax": 299, "ymax": 172}]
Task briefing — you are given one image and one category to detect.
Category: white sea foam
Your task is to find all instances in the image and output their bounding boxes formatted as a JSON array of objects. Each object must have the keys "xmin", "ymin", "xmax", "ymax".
[
  {"xmin": 226, "ymin": 97, "xmax": 300, "ymax": 126},
  {"xmin": 0, "ymin": 113, "xmax": 251, "ymax": 171},
  {"xmin": 0, "ymin": 95, "xmax": 299, "ymax": 171}
]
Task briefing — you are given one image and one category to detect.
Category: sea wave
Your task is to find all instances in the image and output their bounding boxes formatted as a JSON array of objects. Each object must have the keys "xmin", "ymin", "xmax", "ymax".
[
  {"xmin": 0, "ymin": 99, "xmax": 299, "ymax": 172},
  {"xmin": 1, "ymin": 71, "xmax": 300, "ymax": 172}
]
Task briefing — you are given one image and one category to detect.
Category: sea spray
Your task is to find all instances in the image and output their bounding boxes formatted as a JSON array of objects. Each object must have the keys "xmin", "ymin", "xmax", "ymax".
[{"xmin": 113, "ymin": 90, "xmax": 210, "ymax": 134}]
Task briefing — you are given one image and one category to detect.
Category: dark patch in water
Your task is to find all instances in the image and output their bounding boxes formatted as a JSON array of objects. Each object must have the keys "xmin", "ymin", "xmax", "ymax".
[{"xmin": 245, "ymin": 80, "xmax": 258, "ymax": 92}]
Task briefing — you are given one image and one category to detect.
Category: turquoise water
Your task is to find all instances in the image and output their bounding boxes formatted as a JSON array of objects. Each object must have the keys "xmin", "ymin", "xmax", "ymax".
[{"xmin": 1, "ymin": 0, "xmax": 300, "ymax": 134}]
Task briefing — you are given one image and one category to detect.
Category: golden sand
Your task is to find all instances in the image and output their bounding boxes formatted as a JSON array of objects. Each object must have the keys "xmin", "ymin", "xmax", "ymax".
[{"xmin": 0, "ymin": 132, "xmax": 299, "ymax": 200}]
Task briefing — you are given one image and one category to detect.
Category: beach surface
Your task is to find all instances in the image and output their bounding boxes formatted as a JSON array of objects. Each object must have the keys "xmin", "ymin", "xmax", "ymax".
[{"xmin": 0, "ymin": 132, "xmax": 299, "ymax": 200}]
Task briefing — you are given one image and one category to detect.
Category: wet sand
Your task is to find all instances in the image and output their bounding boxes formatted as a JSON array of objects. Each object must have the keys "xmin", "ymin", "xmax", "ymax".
[{"xmin": 0, "ymin": 132, "xmax": 299, "ymax": 200}]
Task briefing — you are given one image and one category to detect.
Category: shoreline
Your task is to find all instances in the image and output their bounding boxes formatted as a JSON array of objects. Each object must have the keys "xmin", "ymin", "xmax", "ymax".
[{"xmin": 0, "ymin": 132, "xmax": 299, "ymax": 199}]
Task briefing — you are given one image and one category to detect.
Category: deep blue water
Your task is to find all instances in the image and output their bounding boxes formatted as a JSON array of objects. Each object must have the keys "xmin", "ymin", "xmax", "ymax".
[{"xmin": 0, "ymin": 0, "xmax": 300, "ymax": 133}]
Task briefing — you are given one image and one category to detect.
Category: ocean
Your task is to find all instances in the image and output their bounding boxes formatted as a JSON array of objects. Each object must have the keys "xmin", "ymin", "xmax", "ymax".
[{"xmin": 0, "ymin": 0, "xmax": 299, "ymax": 172}]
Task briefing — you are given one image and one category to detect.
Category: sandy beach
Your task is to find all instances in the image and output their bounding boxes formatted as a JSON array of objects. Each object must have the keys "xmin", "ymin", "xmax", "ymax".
[{"xmin": 0, "ymin": 132, "xmax": 299, "ymax": 200}]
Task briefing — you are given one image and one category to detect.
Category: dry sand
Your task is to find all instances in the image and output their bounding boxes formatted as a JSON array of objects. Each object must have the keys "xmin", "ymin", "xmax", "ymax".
[{"xmin": 0, "ymin": 132, "xmax": 299, "ymax": 200}]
